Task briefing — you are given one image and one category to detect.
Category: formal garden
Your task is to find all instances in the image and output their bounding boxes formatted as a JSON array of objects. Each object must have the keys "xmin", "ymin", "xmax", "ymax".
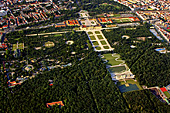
[
  {"xmin": 102, "ymin": 53, "xmax": 124, "ymax": 66},
  {"xmin": 108, "ymin": 66, "xmax": 126, "ymax": 73}
]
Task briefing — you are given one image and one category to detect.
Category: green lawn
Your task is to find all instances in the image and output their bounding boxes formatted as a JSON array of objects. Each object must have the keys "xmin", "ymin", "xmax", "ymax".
[
  {"xmin": 96, "ymin": 46, "xmax": 101, "ymax": 50},
  {"xmin": 100, "ymin": 41, "xmax": 107, "ymax": 45},
  {"xmin": 105, "ymin": 30, "xmax": 111, "ymax": 32},
  {"xmin": 12, "ymin": 43, "xmax": 24, "ymax": 50},
  {"xmin": 115, "ymin": 19, "xmax": 122, "ymax": 23},
  {"xmin": 103, "ymin": 46, "xmax": 109, "ymax": 49},
  {"xmin": 125, "ymin": 28, "xmax": 136, "ymax": 30},
  {"xmin": 18, "ymin": 43, "xmax": 24, "ymax": 49},
  {"xmin": 113, "ymin": 14, "xmax": 120, "ymax": 17},
  {"xmin": 91, "ymin": 21, "xmax": 95, "ymax": 24},
  {"xmin": 14, "ymin": 38, "xmax": 20, "ymax": 40},
  {"xmin": 108, "ymin": 66, "xmax": 126, "ymax": 73},
  {"xmin": 167, "ymin": 29, "xmax": 170, "ymax": 32},
  {"xmin": 93, "ymin": 41, "xmax": 99, "ymax": 45},
  {"xmin": 103, "ymin": 54, "xmax": 124, "ymax": 66},
  {"xmin": 97, "ymin": 35, "xmax": 104, "ymax": 39},
  {"xmin": 74, "ymin": 27, "xmax": 80, "ymax": 30},
  {"xmin": 163, "ymin": 91, "xmax": 170, "ymax": 99},
  {"xmin": 121, "ymin": 19, "xmax": 128, "ymax": 21},
  {"xmin": 12, "ymin": 44, "xmax": 17, "ymax": 51},
  {"xmin": 54, "ymin": 34, "xmax": 62, "ymax": 37},
  {"xmin": 117, "ymin": 79, "xmax": 143, "ymax": 90},
  {"xmin": 95, "ymin": 31, "xmax": 100, "ymax": 34},
  {"xmin": 115, "ymin": 6, "xmax": 120, "ymax": 9},
  {"xmin": 121, "ymin": 19, "xmax": 131, "ymax": 23},
  {"xmin": 89, "ymin": 36, "xmax": 96, "ymax": 40},
  {"xmin": 88, "ymin": 32, "xmax": 93, "ymax": 35}
]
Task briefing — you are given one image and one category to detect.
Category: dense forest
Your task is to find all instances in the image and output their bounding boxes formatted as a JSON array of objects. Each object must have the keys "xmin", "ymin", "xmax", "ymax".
[
  {"xmin": 123, "ymin": 90, "xmax": 170, "ymax": 112},
  {"xmin": 103, "ymin": 24, "xmax": 170, "ymax": 87}
]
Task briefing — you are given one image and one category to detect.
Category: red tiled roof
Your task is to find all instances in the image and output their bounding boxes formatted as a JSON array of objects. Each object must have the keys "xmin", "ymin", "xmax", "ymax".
[
  {"xmin": 3, "ymin": 25, "xmax": 8, "ymax": 28},
  {"xmin": 160, "ymin": 87, "xmax": 167, "ymax": 92},
  {"xmin": 82, "ymin": 25, "xmax": 86, "ymax": 28}
]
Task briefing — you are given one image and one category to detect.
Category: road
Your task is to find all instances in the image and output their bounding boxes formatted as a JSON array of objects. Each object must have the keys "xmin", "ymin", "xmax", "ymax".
[{"xmin": 26, "ymin": 31, "xmax": 70, "ymax": 36}]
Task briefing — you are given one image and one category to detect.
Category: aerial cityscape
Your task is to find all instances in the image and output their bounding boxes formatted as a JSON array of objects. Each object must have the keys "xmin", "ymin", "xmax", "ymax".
[{"xmin": 1, "ymin": 0, "xmax": 170, "ymax": 112}]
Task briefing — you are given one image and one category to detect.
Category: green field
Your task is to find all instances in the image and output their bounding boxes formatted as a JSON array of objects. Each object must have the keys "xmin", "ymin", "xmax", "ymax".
[
  {"xmin": 103, "ymin": 46, "xmax": 109, "ymax": 49},
  {"xmin": 88, "ymin": 32, "xmax": 93, "ymax": 35},
  {"xmin": 89, "ymin": 36, "xmax": 96, "ymax": 40},
  {"xmin": 14, "ymin": 38, "xmax": 20, "ymax": 40},
  {"xmin": 95, "ymin": 31, "xmax": 100, "ymax": 34},
  {"xmin": 103, "ymin": 54, "xmax": 124, "ymax": 66},
  {"xmin": 100, "ymin": 40, "xmax": 107, "ymax": 45},
  {"xmin": 97, "ymin": 35, "xmax": 104, "ymax": 39},
  {"xmin": 108, "ymin": 66, "xmax": 126, "ymax": 73},
  {"xmin": 163, "ymin": 91, "xmax": 170, "ymax": 98},
  {"xmin": 117, "ymin": 79, "xmax": 143, "ymax": 90},
  {"xmin": 93, "ymin": 41, "xmax": 99, "ymax": 45}
]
